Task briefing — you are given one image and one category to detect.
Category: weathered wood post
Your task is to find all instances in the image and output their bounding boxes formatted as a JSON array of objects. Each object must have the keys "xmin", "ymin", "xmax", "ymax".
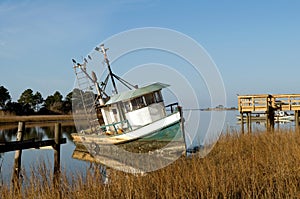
[
  {"xmin": 178, "ymin": 106, "xmax": 187, "ymax": 156},
  {"xmin": 246, "ymin": 113, "xmax": 249, "ymax": 133},
  {"xmin": 11, "ymin": 121, "xmax": 25, "ymax": 185},
  {"xmin": 53, "ymin": 123, "xmax": 61, "ymax": 185},
  {"xmin": 248, "ymin": 113, "xmax": 252, "ymax": 133},
  {"xmin": 276, "ymin": 113, "xmax": 280, "ymax": 130},
  {"xmin": 246, "ymin": 112, "xmax": 252, "ymax": 133},
  {"xmin": 238, "ymin": 96, "xmax": 244, "ymax": 134},
  {"xmin": 240, "ymin": 112, "xmax": 244, "ymax": 134},
  {"xmin": 266, "ymin": 95, "xmax": 275, "ymax": 132},
  {"xmin": 266, "ymin": 109, "xmax": 275, "ymax": 132},
  {"xmin": 295, "ymin": 110, "xmax": 299, "ymax": 131}
]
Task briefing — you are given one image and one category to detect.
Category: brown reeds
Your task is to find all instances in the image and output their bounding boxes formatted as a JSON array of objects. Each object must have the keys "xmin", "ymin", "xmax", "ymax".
[{"xmin": 2, "ymin": 129, "xmax": 300, "ymax": 198}]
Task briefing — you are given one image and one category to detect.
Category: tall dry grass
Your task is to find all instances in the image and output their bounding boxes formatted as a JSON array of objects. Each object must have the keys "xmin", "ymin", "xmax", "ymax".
[{"xmin": 2, "ymin": 129, "xmax": 300, "ymax": 198}]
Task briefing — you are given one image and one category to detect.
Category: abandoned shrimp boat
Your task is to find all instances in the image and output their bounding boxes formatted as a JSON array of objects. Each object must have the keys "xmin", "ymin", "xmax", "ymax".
[{"xmin": 71, "ymin": 44, "xmax": 184, "ymax": 145}]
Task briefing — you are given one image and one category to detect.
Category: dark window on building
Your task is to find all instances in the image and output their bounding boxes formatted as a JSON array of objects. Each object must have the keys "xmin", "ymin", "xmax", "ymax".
[
  {"xmin": 144, "ymin": 93, "xmax": 155, "ymax": 105},
  {"xmin": 131, "ymin": 96, "xmax": 145, "ymax": 110},
  {"xmin": 154, "ymin": 91, "xmax": 163, "ymax": 103},
  {"xmin": 123, "ymin": 101, "xmax": 131, "ymax": 113},
  {"xmin": 112, "ymin": 109, "xmax": 117, "ymax": 115}
]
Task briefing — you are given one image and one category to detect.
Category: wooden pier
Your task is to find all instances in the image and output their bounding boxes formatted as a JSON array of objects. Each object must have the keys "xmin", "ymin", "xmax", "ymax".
[
  {"xmin": 0, "ymin": 122, "xmax": 66, "ymax": 188},
  {"xmin": 238, "ymin": 94, "xmax": 300, "ymax": 132}
]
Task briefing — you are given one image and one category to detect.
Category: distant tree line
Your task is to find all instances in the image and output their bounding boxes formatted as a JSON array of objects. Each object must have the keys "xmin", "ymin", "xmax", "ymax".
[{"xmin": 0, "ymin": 85, "xmax": 84, "ymax": 115}]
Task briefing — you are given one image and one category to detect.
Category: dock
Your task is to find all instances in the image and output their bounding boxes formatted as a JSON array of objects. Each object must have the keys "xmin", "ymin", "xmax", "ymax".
[
  {"xmin": 0, "ymin": 122, "xmax": 66, "ymax": 188},
  {"xmin": 238, "ymin": 94, "xmax": 300, "ymax": 132}
]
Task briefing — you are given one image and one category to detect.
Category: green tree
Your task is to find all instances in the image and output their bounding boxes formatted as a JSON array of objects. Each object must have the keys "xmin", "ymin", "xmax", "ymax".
[
  {"xmin": 53, "ymin": 91, "xmax": 63, "ymax": 102},
  {"xmin": 44, "ymin": 91, "xmax": 63, "ymax": 113},
  {"xmin": 61, "ymin": 91, "xmax": 73, "ymax": 114},
  {"xmin": 18, "ymin": 89, "xmax": 43, "ymax": 114},
  {"xmin": 5, "ymin": 102, "xmax": 22, "ymax": 115},
  {"xmin": 65, "ymin": 91, "xmax": 73, "ymax": 103},
  {"xmin": 18, "ymin": 89, "xmax": 44, "ymax": 113},
  {"xmin": 5, "ymin": 101, "xmax": 33, "ymax": 115},
  {"xmin": 71, "ymin": 88, "xmax": 83, "ymax": 106},
  {"xmin": 62, "ymin": 89, "xmax": 87, "ymax": 114},
  {"xmin": 70, "ymin": 88, "xmax": 87, "ymax": 113},
  {"xmin": 0, "ymin": 85, "xmax": 11, "ymax": 109},
  {"xmin": 18, "ymin": 89, "xmax": 34, "ymax": 107},
  {"xmin": 33, "ymin": 91, "xmax": 44, "ymax": 111},
  {"xmin": 18, "ymin": 89, "xmax": 36, "ymax": 114}
]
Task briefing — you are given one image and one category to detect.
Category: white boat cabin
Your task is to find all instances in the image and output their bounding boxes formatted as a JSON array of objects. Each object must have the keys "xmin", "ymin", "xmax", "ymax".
[{"xmin": 99, "ymin": 83, "xmax": 169, "ymax": 132}]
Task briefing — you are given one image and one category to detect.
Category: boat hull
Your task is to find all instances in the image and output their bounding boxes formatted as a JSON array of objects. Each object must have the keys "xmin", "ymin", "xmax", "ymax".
[{"xmin": 72, "ymin": 112, "xmax": 182, "ymax": 145}]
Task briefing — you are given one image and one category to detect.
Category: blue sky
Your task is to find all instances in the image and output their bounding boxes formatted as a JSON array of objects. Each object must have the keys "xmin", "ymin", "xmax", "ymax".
[{"xmin": 0, "ymin": 0, "xmax": 300, "ymax": 107}]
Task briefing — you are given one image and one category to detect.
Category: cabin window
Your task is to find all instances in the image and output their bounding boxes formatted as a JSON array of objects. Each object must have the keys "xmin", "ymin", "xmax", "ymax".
[
  {"xmin": 112, "ymin": 109, "xmax": 117, "ymax": 115},
  {"xmin": 144, "ymin": 93, "xmax": 155, "ymax": 105},
  {"xmin": 131, "ymin": 96, "xmax": 145, "ymax": 110},
  {"xmin": 154, "ymin": 91, "xmax": 163, "ymax": 103},
  {"xmin": 123, "ymin": 101, "xmax": 131, "ymax": 113}
]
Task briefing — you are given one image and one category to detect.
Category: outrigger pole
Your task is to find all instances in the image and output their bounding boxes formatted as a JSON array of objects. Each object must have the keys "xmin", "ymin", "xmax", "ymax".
[
  {"xmin": 72, "ymin": 59, "xmax": 108, "ymax": 98},
  {"xmin": 73, "ymin": 43, "xmax": 137, "ymax": 106}
]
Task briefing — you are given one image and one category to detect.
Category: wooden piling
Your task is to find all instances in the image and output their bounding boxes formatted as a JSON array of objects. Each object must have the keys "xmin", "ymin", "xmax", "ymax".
[
  {"xmin": 276, "ymin": 113, "xmax": 280, "ymax": 130},
  {"xmin": 178, "ymin": 106, "xmax": 187, "ymax": 156},
  {"xmin": 246, "ymin": 113, "xmax": 249, "ymax": 133},
  {"xmin": 11, "ymin": 121, "xmax": 25, "ymax": 184},
  {"xmin": 266, "ymin": 110, "xmax": 275, "ymax": 132},
  {"xmin": 248, "ymin": 113, "xmax": 252, "ymax": 133},
  {"xmin": 270, "ymin": 109, "xmax": 275, "ymax": 131},
  {"xmin": 295, "ymin": 110, "xmax": 299, "ymax": 130},
  {"xmin": 266, "ymin": 96, "xmax": 275, "ymax": 132},
  {"xmin": 53, "ymin": 123, "xmax": 62, "ymax": 185},
  {"xmin": 240, "ymin": 113, "xmax": 244, "ymax": 134},
  {"xmin": 3, "ymin": 121, "xmax": 66, "ymax": 192}
]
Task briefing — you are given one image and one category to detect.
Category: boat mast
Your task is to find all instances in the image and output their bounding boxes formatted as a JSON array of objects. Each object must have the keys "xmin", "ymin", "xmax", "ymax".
[
  {"xmin": 95, "ymin": 44, "xmax": 130, "ymax": 124},
  {"xmin": 95, "ymin": 44, "xmax": 138, "ymax": 94},
  {"xmin": 99, "ymin": 44, "xmax": 118, "ymax": 94}
]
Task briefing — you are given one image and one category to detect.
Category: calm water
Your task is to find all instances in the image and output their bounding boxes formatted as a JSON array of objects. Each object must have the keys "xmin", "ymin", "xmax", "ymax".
[
  {"xmin": 0, "ymin": 110, "xmax": 297, "ymax": 183},
  {"xmin": 0, "ymin": 124, "xmax": 89, "ymax": 183}
]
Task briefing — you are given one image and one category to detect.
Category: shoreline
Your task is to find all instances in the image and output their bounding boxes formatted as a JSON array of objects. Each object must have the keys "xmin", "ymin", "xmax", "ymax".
[{"xmin": 0, "ymin": 115, "xmax": 74, "ymax": 124}]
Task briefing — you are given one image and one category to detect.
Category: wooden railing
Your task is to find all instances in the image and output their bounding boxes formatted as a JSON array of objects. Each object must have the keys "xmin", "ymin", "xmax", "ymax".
[
  {"xmin": 272, "ymin": 94, "xmax": 300, "ymax": 111},
  {"xmin": 238, "ymin": 94, "xmax": 300, "ymax": 112},
  {"xmin": 165, "ymin": 102, "xmax": 179, "ymax": 113},
  {"xmin": 98, "ymin": 119, "xmax": 132, "ymax": 135}
]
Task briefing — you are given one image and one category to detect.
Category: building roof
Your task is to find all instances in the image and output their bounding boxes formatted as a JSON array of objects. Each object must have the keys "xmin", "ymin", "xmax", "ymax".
[{"xmin": 105, "ymin": 82, "xmax": 169, "ymax": 105}]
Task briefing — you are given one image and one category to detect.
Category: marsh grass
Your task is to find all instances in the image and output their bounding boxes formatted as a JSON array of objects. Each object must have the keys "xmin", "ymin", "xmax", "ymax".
[{"xmin": 2, "ymin": 129, "xmax": 300, "ymax": 198}]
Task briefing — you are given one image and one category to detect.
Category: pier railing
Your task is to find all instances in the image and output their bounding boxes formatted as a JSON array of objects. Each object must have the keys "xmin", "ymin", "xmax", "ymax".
[
  {"xmin": 238, "ymin": 94, "xmax": 271, "ymax": 112},
  {"xmin": 272, "ymin": 94, "xmax": 300, "ymax": 111},
  {"xmin": 238, "ymin": 94, "xmax": 300, "ymax": 133},
  {"xmin": 238, "ymin": 94, "xmax": 300, "ymax": 113}
]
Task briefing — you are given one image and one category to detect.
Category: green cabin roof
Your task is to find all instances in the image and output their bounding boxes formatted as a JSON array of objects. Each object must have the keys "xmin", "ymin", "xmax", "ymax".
[{"xmin": 105, "ymin": 82, "xmax": 169, "ymax": 105}]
